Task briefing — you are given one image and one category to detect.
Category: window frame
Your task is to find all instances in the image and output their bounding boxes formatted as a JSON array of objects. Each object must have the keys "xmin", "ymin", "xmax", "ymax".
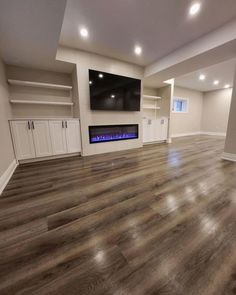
[{"xmin": 172, "ymin": 97, "xmax": 189, "ymax": 113}]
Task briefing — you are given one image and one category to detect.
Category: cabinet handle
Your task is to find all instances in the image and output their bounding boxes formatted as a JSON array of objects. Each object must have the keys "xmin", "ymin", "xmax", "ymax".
[
  {"xmin": 62, "ymin": 121, "xmax": 64, "ymax": 128},
  {"xmin": 27, "ymin": 121, "xmax": 31, "ymax": 130},
  {"xmin": 31, "ymin": 121, "xmax": 35, "ymax": 129},
  {"xmin": 65, "ymin": 121, "xmax": 68, "ymax": 128}
]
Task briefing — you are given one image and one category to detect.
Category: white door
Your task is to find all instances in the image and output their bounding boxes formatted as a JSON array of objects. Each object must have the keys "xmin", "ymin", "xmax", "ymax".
[
  {"xmin": 11, "ymin": 121, "xmax": 35, "ymax": 160},
  {"xmin": 49, "ymin": 121, "xmax": 67, "ymax": 155},
  {"xmin": 65, "ymin": 120, "xmax": 81, "ymax": 153},
  {"xmin": 32, "ymin": 121, "xmax": 52, "ymax": 157}
]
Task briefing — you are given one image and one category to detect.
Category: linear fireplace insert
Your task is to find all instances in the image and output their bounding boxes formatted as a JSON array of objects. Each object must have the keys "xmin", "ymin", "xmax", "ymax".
[{"xmin": 89, "ymin": 124, "xmax": 138, "ymax": 144}]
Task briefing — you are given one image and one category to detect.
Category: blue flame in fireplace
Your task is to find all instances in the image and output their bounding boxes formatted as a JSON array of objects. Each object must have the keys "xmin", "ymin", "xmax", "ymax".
[{"xmin": 91, "ymin": 132, "xmax": 138, "ymax": 143}]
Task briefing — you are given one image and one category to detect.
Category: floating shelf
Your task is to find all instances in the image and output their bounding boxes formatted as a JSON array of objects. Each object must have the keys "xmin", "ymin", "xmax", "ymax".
[
  {"xmin": 143, "ymin": 95, "xmax": 162, "ymax": 100},
  {"xmin": 10, "ymin": 99, "xmax": 73, "ymax": 106},
  {"xmin": 8, "ymin": 79, "xmax": 72, "ymax": 90},
  {"xmin": 143, "ymin": 105, "xmax": 160, "ymax": 110}
]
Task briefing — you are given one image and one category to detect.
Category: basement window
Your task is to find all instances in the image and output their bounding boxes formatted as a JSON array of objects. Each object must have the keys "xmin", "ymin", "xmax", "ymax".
[{"xmin": 172, "ymin": 97, "xmax": 188, "ymax": 113}]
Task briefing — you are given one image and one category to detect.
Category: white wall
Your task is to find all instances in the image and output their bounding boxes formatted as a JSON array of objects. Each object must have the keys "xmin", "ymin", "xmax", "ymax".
[
  {"xmin": 201, "ymin": 88, "xmax": 232, "ymax": 135},
  {"xmin": 57, "ymin": 47, "xmax": 144, "ymax": 156},
  {"xmin": 170, "ymin": 86, "xmax": 203, "ymax": 137},
  {"xmin": 0, "ymin": 58, "xmax": 15, "ymax": 178}
]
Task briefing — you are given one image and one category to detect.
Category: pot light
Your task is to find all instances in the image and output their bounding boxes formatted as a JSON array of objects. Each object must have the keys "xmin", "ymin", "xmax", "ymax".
[
  {"xmin": 213, "ymin": 80, "xmax": 219, "ymax": 85},
  {"xmin": 134, "ymin": 46, "xmax": 142, "ymax": 56},
  {"xmin": 89, "ymin": 80, "xmax": 93, "ymax": 85},
  {"xmin": 199, "ymin": 74, "xmax": 205, "ymax": 81},
  {"xmin": 98, "ymin": 73, "xmax": 104, "ymax": 78},
  {"xmin": 224, "ymin": 84, "xmax": 230, "ymax": 88},
  {"xmin": 80, "ymin": 27, "xmax": 89, "ymax": 38},
  {"xmin": 189, "ymin": 2, "xmax": 201, "ymax": 16},
  {"xmin": 111, "ymin": 94, "xmax": 115, "ymax": 98}
]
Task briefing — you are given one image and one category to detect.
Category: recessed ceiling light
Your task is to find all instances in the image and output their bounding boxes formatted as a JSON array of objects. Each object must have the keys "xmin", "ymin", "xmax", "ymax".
[
  {"xmin": 89, "ymin": 80, "xmax": 93, "ymax": 85},
  {"xmin": 199, "ymin": 74, "xmax": 206, "ymax": 81},
  {"xmin": 134, "ymin": 46, "xmax": 142, "ymax": 56},
  {"xmin": 213, "ymin": 80, "xmax": 219, "ymax": 85},
  {"xmin": 189, "ymin": 2, "xmax": 201, "ymax": 16},
  {"xmin": 111, "ymin": 94, "xmax": 115, "ymax": 98},
  {"xmin": 224, "ymin": 84, "xmax": 230, "ymax": 88},
  {"xmin": 98, "ymin": 73, "xmax": 104, "ymax": 78},
  {"xmin": 80, "ymin": 27, "xmax": 89, "ymax": 38}
]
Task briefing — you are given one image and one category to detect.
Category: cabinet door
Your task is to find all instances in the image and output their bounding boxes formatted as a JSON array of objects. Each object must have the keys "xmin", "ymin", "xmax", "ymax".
[
  {"xmin": 49, "ymin": 121, "xmax": 67, "ymax": 155},
  {"xmin": 151, "ymin": 119, "xmax": 161, "ymax": 142},
  {"xmin": 65, "ymin": 120, "xmax": 81, "ymax": 153},
  {"xmin": 142, "ymin": 119, "xmax": 150, "ymax": 143},
  {"xmin": 32, "ymin": 121, "xmax": 52, "ymax": 158},
  {"xmin": 160, "ymin": 117, "xmax": 168, "ymax": 140},
  {"xmin": 11, "ymin": 121, "xmax": 35, "ymax": 160}
]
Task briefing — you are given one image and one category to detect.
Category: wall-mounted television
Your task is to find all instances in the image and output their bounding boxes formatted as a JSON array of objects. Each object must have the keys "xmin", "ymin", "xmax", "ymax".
[{"xmin": 89, "ymin": 69, "xmax": 141, "ymax": 111}]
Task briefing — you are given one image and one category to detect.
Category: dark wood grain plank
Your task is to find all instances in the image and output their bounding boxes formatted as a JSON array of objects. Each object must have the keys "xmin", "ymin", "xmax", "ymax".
[{"xmin": 0, "ymin": 135, "xmax": 235, "ymax": 294}]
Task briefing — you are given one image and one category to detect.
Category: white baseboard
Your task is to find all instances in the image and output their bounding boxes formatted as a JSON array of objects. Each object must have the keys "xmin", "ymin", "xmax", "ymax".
[
  {"xmin": 201, "ymin": 131, "xmax": 226, "ymax": 137},
  {"xmin": 0, "ymin": 159, "xmax": 18, "ymax": 195},
  {"xmin": 221, "ymin": 152, "xmax": 236, "ymax": 162},
  {"xmin": 171, "ymin": 131, "xmax": 226, "ymax": 138},
  {"xmin": 143, "ymin": 140, "xmax": 166, "ymax": 145},
  {"xmin": 171, "ymin": 132, "xmax": 201, "ymax": 138}
]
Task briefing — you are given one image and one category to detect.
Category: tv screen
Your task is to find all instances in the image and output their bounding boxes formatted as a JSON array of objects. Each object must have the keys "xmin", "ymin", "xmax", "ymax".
[{"xmin": 89, "ymin": 70, "xmax": 141, "ymax": 111}]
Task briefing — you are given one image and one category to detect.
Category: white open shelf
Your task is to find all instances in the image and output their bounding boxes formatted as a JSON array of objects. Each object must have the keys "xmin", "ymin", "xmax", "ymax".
[
  {"xmin": 143, "ymin": 105, "xmax": 160, "ymax": 110},
  {"xmin": 8, "ymin": 79, "xmax": 72, "ymax": 90},
  {"xmin": 143, "ymin": 94, "xmax": 161, "ymax": 100},
  {"xmin": 10, "ymin": 99, "xmax": 74, "ymax": 106}
]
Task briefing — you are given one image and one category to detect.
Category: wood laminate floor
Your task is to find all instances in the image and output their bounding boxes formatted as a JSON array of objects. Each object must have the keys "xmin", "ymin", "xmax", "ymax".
[{"xmin": 1, "ymin": 135, "xmax": 236, "ymax": 295}]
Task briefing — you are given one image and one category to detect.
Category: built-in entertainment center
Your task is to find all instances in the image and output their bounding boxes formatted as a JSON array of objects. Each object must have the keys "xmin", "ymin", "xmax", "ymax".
[{"xmin": 88, "ymin": 69, "xmax": 141, "ymax": 144}]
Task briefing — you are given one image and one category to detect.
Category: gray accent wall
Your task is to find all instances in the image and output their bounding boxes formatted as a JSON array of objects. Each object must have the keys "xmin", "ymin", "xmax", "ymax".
[
  {"xmin": 171, "ymin": 86, "xmax": 203, "ymax": 136},
  {"xmin": 170, "ymin": 85, "xmax": 232, "ymax": 137},
  {"xmin": 201, "ymin": 88, "xmax": 232, "ymax": 134}
]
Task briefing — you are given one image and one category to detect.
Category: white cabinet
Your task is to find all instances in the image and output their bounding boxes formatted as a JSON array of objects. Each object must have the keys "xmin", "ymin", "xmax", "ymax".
[
  {"xmin": 10, "ymin": 119, "xmax": 81, "ymax": 161},
  {"xmin": 142, "ymin": 117, "xmax": 168, "ymax": 144},
  {"xmin": 49, "ymin": 121, "xmax": 67, "ymax": 155},
  {"xmin": 11, "ymin": 121, "xmax": 35, "ymax": 160},
  {"xmin": 49, "ymin": 120, "xmax": 81, "ymax": 155},
  {"xmin": 32, "ymin": 121, "xmax": 52, "ymax": 157},
  {"xmin": 65, "ymin": 120, "xmax": 81, "ymax": 153}
]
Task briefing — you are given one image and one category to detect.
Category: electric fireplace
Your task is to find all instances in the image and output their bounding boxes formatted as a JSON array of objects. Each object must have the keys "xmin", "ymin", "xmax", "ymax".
[{"xmin": 89, "ymin": 124, "xmax": 138, "ymax": 144}]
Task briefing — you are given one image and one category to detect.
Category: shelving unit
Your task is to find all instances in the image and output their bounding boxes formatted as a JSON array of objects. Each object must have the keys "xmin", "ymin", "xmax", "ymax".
[
  {"xmin": 143, "ymin": 94, "xmax": 161, "ymax": 100},
  {"xmin": 8, "ymin": 78, "xmax": 74, "ymax": 114},
  {"xmin": 143, "ymin": 105, "xmax": 160, "ymax": 110},
  {"xmin": 142, "ymin": 94, "xmax": 162, "ymax": 118},
  {"xmin": 8, "ymin": 79, "xmax": 72, "ymax": 90},
  {"xmin": 10, "ymin": 100, "xmax": 74, "ymax": 106}
]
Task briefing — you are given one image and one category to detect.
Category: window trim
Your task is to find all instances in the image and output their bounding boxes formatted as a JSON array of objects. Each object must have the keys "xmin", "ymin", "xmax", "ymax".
[{"xmin": 172, "ymin": 97, "xmax": 189, "ymax": 113}]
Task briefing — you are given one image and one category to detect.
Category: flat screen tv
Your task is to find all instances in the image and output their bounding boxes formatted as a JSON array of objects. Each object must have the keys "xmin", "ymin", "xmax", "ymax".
[{"xmin": 89, "ymin": 69, "xmax": 141, "ymax": 111}]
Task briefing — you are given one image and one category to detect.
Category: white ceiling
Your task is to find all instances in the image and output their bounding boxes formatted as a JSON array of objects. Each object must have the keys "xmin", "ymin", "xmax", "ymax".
[
  {"xmin": 0, "ymin": 0, "xmax": 74, "ymax": 73},
  {"xmin": 174, "ymin": 58, "xmax": 236, "ymax": 92},
  {"xmin": 60, "ymin": 0, "xmax": 236, "ymax": 66},
  {"xmin": 0, "ymin": 0, "xmax": 235, "ymax": 76}
]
